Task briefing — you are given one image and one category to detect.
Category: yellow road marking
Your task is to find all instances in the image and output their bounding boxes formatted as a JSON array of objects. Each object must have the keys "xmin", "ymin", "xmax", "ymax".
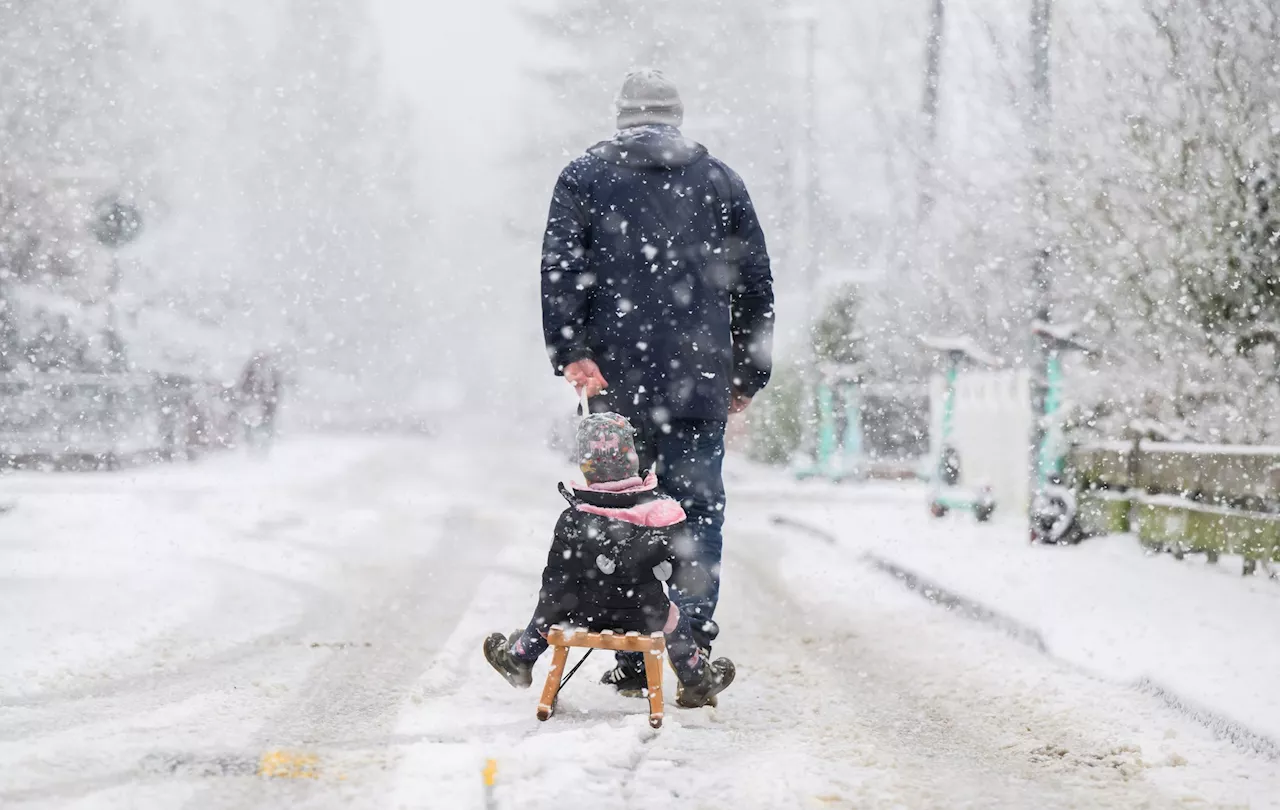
[{"xmin": 258, "ymin": 749, "xmax": 320, "ymax": 779}]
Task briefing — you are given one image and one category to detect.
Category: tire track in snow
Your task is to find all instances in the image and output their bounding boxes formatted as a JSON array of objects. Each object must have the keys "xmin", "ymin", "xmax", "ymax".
[
  {"xmin": 0, "ymin": 561, "xmax": 335, "ymax": 715},
  {"xmin": 175, "ymin": 505, "xmax": 507, "ymax": 809},
  {"xmin": 1, "ymin": 438, "xmax": 525, "ymax": 806},
  {"xmin": 717, "ymin": 516, "xmax": 1279, "ymax": 807},
  {"xmin": 260, "ymin": 506, "xmax": 504, "ymax": 748}
]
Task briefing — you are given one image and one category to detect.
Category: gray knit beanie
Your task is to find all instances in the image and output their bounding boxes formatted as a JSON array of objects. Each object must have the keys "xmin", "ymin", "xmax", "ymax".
[
  {"xmin": 615, "ymin": 68, "xmax": 684, "ymax": 130},
  {"xmin": 576, "ymin": 412, "xmax": 640, "ymax": 484}
]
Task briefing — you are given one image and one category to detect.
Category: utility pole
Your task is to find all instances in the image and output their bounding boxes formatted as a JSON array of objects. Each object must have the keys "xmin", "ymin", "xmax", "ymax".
[
  {"xmin": 780, "ymin": 8, "xmax": 819, "ymax": 299},
  {"xmin": 1030, "ymin": 0, "xmax": 1052, "ymax": 325},
  {"xmin": 786, "ymin": 6, "xmax": 823, "ymax": 466},
  {"xmin": 802, "ymin": 12, "xmax": 819, "ymax": 297},
  {"xmin": 1028, "ymin": 0, "xmax": 1054, "ymax": 514},
  {"xmin": 918, "ymin": 0, "xmax": 946, "ymax": 223}
]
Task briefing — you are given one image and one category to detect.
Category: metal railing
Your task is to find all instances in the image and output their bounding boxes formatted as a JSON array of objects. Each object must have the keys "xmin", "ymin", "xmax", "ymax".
[{"xmin": 1069, "ymin": 440, "xmax": 1280, "ymax": 570}]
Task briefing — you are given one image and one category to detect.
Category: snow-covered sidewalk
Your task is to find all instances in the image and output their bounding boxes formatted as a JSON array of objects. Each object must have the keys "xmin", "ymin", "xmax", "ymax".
[{"xmin": 746, "ymin": 470, "xmax": 1280, "ymax": 752}]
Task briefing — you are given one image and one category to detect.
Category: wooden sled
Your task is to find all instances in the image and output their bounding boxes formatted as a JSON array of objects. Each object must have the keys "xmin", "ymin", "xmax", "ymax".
[{"xmin": 536, "ymin": 625, "xmax": 667, "ymax": 729}]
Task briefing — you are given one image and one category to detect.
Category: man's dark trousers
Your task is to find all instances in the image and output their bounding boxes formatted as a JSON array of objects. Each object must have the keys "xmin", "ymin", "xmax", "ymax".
[{"xmin": 621, "ymin": 417, "xmax": 727, "ymax": 667}]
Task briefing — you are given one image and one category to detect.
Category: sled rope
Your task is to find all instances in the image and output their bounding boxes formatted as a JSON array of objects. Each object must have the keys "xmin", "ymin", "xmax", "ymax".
[
  {"xmin": 559, "ymin": 648, "xmax": 594, "ymax": 690},
  {"xmin": 554, "ymin": 389, "xmax": 596, "ymax": 692}
]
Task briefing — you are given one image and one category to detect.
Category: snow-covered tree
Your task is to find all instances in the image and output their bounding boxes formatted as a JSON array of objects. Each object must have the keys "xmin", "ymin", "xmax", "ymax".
[
  {"xmin": 238, "ymin": 0, "xmax": 424, "ymax": 389},
  {"xmin": 1051, "ymin": 0, "xmax": 1280, "ymax": 441},
  {"xmin": 86, "ymin": 0, "xmax": 429, "ymax": 411},
  {"xmin": 0, "ymin": 0, "xmax": 156, "ymax": 371},
  {"xmin": 1, "ymin": 0, "xmax": 426, "ymax": 402}
]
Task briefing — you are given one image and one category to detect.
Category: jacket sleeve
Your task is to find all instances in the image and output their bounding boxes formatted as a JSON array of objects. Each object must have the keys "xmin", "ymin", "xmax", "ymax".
[
  {"xmin": 541, "ymin": 161, "xmax": 595, "ymax": 375},
  {"xmin": 726, "ymin": 170, "xmax": 775, "ymax": 398},
  {"xmin": 533, "ymin": 511, "xmax": 581, "ymax": 629}
]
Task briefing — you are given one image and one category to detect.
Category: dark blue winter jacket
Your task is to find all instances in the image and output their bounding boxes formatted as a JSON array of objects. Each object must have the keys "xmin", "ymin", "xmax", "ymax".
[{"xmin": 541, "ymin": 125, "xmax": 774, "ymax": 421}]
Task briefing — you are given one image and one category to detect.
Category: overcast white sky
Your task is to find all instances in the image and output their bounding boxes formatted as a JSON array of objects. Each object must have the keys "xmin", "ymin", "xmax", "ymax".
[
  {"xmin": 372, "ymin": 0, "xmax": 527, "ymax": 214},
  {"xmin": 371, "ymin": 0, "xmax": 572, "ymax": 415}
]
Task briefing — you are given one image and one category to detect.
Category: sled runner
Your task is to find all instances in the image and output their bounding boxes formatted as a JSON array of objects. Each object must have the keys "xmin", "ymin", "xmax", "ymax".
[{"xmin": 536, "ymin": 625, "xmax": 667, "ymax": 729}]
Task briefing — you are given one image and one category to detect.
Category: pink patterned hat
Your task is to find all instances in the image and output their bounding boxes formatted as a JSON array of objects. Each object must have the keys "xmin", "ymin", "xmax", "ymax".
[{"xmin": 576, "ymin": 412, "xmax": 640, "ymax": 483}]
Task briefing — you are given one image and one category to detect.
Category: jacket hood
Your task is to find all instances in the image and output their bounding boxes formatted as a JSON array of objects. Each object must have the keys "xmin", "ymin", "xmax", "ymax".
[{"xmin": 588, "ymin": 125, "xmax": 707, "ymax": 170}]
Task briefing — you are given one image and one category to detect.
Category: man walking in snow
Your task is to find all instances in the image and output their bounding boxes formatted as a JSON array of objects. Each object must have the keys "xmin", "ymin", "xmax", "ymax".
[{"xmin": 540, "ymin": 68, "xmax": 775, "ymax": 695}]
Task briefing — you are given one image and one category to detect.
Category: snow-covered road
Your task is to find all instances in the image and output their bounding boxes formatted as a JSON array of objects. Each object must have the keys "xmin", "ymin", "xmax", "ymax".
[{"xmin": 2, "ymin": 434, "xmax": 1278, "ymax": 808}]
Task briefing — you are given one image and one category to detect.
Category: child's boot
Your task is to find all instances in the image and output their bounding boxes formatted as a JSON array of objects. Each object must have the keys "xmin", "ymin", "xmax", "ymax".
[
  {"xmin": 599, "ymin": 652, "xmax": 647, "ymax": 697},
  {"xmin": 676, "ymin": 657, "xmax": 736, "ymax": 708},
  {"xmin": 483, "ymin": 631, "xmax": 534, "ymax": 688}
]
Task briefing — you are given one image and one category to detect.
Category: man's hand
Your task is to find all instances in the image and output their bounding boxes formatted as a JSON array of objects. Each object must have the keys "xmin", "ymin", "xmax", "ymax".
[
  {"xmin": 564, "ymin": 358, "xmax": 609, "ymax": 397},
  {"xmin": 729, "ymin": 393, "xmax": 752, "ymax": 414}
]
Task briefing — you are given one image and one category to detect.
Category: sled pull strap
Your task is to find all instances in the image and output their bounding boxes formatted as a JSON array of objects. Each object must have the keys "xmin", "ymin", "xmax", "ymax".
[{"xmin": 559, "ymin": 648, "xmax": 594, "ymax": 689}]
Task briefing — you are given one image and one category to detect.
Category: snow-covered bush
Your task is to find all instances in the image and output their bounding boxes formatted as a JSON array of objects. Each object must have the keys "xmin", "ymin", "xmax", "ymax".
[{"xmin": 1051, "ymin": 0, "xmax": 1280, "ymax": 443}]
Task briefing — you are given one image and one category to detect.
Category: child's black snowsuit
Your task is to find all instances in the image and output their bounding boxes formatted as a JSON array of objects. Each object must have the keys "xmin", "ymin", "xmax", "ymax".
[
  {"xmin": 507, "ymin": 473, "xmax": 711, "ymax": 685},
  {"xmin": 531, "ymin": 475, "xmax": 682, "ymax": 634}
]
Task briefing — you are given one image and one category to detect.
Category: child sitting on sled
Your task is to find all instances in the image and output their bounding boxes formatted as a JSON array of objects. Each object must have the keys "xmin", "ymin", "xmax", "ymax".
[{"xmin": 483, "ymin": 412, "xmax": 735, "ymax": 709}]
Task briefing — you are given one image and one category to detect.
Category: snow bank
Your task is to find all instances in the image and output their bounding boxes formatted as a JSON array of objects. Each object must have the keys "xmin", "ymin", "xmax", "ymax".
[{"xmin": 746, "ymin": 470, "xmax": 1280, "ymax": 748}]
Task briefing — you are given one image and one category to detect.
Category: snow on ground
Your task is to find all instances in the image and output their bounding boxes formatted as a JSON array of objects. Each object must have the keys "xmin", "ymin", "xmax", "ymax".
[
  {"xmin": 0, "ymin": 439, "xmax": 381, "ymax": 699},
  {"xmin": 2, "ymin": 431, "xmax": 1279, "ymax": 808},
  {"xmin": 754, "ymin": 470, "xmax": 1280, "ymax": 751}
]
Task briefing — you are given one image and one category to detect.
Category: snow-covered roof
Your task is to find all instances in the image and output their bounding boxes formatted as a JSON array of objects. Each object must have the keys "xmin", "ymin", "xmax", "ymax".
[
  {"xmin": 918, "ymin": 334, "xmax": 1000, "ymax": 366},
  {"xmin": 1032, "ymin": 320, "xmax": 1092, "ymax": 352}
]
